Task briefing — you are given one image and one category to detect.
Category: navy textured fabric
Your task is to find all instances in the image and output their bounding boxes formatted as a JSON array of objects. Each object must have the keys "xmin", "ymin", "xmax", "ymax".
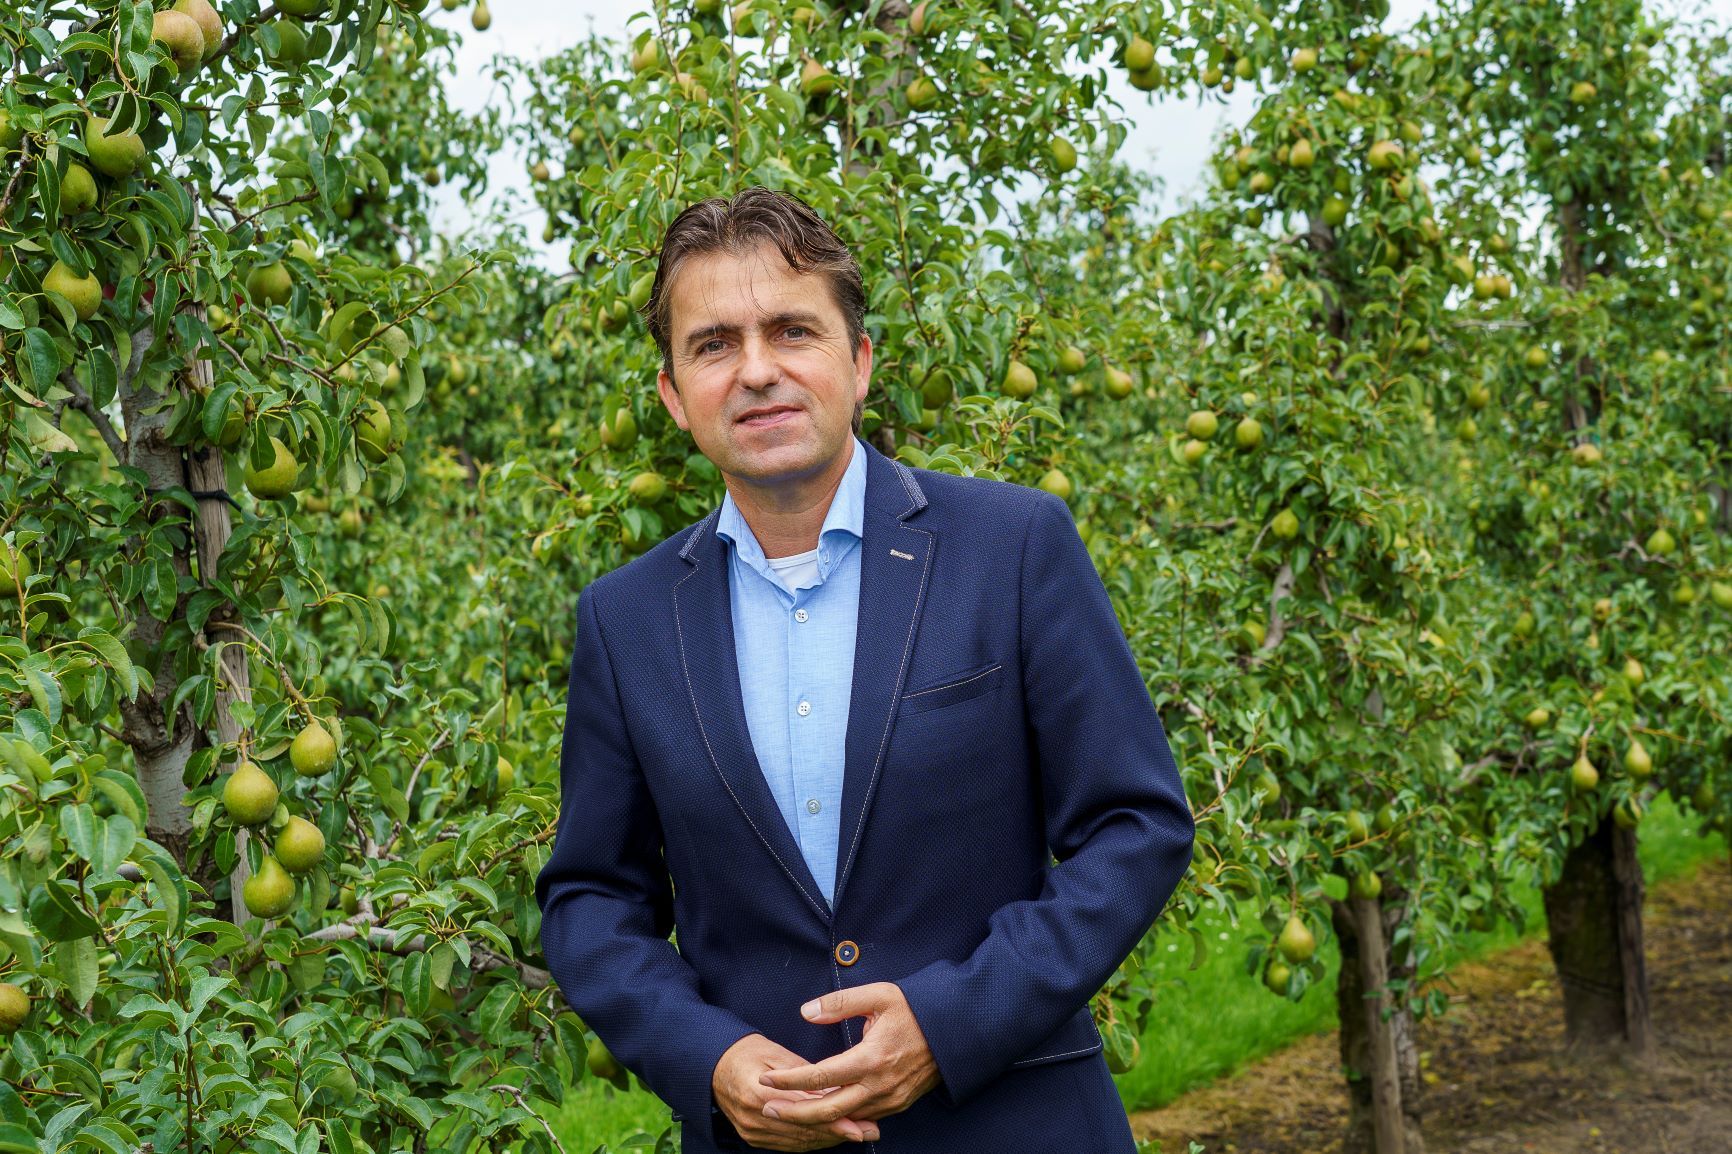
[{"xmin": 534, "ymin": 437, "xmax": 1195, "ymax": 1152}]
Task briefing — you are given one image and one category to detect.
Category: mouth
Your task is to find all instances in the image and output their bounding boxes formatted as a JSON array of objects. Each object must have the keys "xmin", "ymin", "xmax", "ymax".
[{"xmin": 737, "ymin": 407, "xmax": 802, "ymax": 428}]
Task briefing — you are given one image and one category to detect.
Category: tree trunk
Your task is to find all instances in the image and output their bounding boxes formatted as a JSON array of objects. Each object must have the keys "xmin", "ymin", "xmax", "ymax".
[
  {"xmin": 1331, "ymin": 883, "xmax": 1424, "ymax": 1154},
  {"xmin": 1540, "ymin": 817, "xmax": 1651, "ymax": 1053},
  {"xmin": 114, "ymin": 198, "xmax": 254, "ymax": 925}
]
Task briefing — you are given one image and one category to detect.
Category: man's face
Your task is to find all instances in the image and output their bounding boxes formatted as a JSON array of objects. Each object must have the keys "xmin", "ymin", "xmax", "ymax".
[{"xmin": 656, "ymin": 242, "xmax": 870, "ymax": 487}]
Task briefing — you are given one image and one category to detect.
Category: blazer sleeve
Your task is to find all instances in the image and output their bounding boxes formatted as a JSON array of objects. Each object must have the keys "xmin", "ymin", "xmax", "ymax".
[
  {"xmin": 534, "ymin": 580, "xmax": 760, "ymax": 1132},
  {"xmin": 891, "ymin": 490, "xmax": 1196, "ymax": 1108}
]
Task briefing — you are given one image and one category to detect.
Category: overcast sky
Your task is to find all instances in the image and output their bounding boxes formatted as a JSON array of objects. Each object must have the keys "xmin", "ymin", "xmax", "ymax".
[{"xmin": 421, "ymin": 0, "xmax": 1729, "ymax": 269}]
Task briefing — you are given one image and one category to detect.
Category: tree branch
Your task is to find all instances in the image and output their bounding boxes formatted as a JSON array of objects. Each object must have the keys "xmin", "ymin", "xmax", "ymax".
[{"xmin": 58, "ymin": 368, "xmax": 125, "ymax": 458}]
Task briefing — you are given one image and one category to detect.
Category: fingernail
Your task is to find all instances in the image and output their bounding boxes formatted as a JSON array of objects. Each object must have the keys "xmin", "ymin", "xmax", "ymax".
[
  {"xmin": 801, "ymin": 999, "xmax": 820, "ymax": 1019},
  {"xmin": 764, "ymin": 1106, "xmax": 779, "ymax": 1120}
]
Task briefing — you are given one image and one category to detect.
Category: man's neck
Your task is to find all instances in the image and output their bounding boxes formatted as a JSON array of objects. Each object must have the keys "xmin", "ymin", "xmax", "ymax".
[{"xmin": 725, "ymin": 438, "xmax": 855, "ymax": 559}]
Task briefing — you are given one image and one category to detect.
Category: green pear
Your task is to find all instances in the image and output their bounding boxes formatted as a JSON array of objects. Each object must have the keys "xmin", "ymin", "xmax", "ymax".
[
  {"xmin": 799, "ymin": 58, "xmax": 837, "ymax": 97},
  {"xmin": 1623, "ymin": 739, "xmax": 1652, "ymax": 780},
  {"xmin": 1037, "ymin": 468, "xmax": 1073, "ymax": 503},
  {"xmin": 1185, "ymin": 410, "xmax": 1218, "ymax": 440},
  {"xmin": 1002, "ymin": 359, "xmax": 1037, "ymax": 398},
  {"xmin": 289, "ymin": 720, "xmax": 337, "ymax": 777},
  {"xmin": 274, "ymin": 815, "xmax": 326, "ymax": 873},
  {"xmin": 1057, "ymin": 345, "xmax": 1087, "ymax": 375},
  {"xmin": 1612, "ymin": 795, "xmax": 1642, "ymax": 829},
  {"xmin": 1049, "ymin": 136, "xmax": 1077, "ymax": 174},
  {"xmin": 1349, "ymin": 870, "xmax": 1381, "ymax": 900},
  {"xmin": 1276, "ymin": 914, "xmax": 1316, "ymax": 963},
  {"xmin": 172, "ymin": 0, "xmax": 224, "ymax": 59},
  {"xmin": 152, "ymin": 9, "xmax": 206, "ymax": 72},
  {"xmin": 1271, "ymin": 508, "xmax": 1300, "ymax": 539},
  {"xmin": 43, "ymin": 260, "xmax": 103, "ymax": 321},
  {"xmin": 222, "ymin": 760, "xmax": 279, "ymax": 825},
  {"xmin": 266, "ymin": 18, "xmax": 309, "ymax": 67},
  {"xmin": 1263, "ymin": 960, "xmax": 1291, "ymax": 995},
  {"xmin": 1234, "ymin": 417, "xmax": 1264, "ymax": 449},
  {"xmin": 241, "ymin": 853, "xmax": 296, "ymax": 919},
  {"xmin": 1569, "ymin": 753, "xmax": 1599, "ymax": 791},
  {"xmin": 356, "ymin": 399, "xmax": 393, "ymax": 463},
  {"xmin": 60, "ymin": 162, "xmax": 98, "ymax": 214},
  {"xmin": 245, "ymin": 437, "xmax": 301, "ymax": 500},
  {"xmin": 0, "ymin": 982, "xmax": 30, "ymax": 1034},
  {"xmin": 246, "ymin": 261, "xmax": 292, "ymax": 307},
  {"xmin": 628, "ymin": 471, "xmax": 667, "ymax": 504},
  {"xmin": 84, "ymin": 114, "xmax": 146, "ymax": 179}
]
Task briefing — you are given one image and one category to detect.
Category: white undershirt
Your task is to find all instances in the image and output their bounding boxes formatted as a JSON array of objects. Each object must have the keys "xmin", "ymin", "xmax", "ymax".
[{"xmin": 763, "ymin": 547, "xmax": 821, "ymax": 595}]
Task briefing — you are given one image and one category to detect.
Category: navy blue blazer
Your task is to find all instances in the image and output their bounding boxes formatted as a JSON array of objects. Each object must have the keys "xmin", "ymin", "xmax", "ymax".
[{"xmin": 534, "ymin": 437, "xmax": 1195, "ymax": 1152}]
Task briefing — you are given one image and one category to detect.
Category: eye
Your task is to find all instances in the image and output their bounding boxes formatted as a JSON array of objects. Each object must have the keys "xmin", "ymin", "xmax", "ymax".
[
  {"xmin": 784, "ymin": 326, "xmax": 808, "ymax": 340},
  {"xmin": 701, "ymin": 338, "xmax": 727, "ymax": 354}
]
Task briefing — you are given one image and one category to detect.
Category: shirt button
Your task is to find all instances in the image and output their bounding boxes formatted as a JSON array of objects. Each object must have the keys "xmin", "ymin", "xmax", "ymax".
[
  {"xmin": 794, "ymin": 608, "xmax": 808, "ymax": 622},
  {"xmin": 834, "ymin": 940, "xmax": 859, "ymax": 966},
  {"xmin": 797, "ymin": 700, "xmax": 811, "ymax": 717},
  {"xmin": 806, "ymin": 798, "xmax": 821, "ymax": 814}
]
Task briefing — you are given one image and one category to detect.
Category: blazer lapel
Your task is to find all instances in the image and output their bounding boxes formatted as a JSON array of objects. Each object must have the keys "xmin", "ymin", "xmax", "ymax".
[
  {"xmin": 833, "ymin": 443, "xmax": 933, "ymax": 912},
  {"xmin": 673, "ymin": 506, "xmax": 832, "ymax": 924}
]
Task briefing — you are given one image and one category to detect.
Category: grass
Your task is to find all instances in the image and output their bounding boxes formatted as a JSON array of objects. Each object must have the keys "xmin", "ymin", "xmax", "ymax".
[{"xmin": 531, "ymin": 792, "xmax": 1727, "ymax": 1150}]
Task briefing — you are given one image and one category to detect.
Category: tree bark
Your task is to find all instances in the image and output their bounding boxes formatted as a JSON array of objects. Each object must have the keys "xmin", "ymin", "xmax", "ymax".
[
  {"xmin": 114, "ymin": 199, "xmax": 253, "ymax": 924},
  {"xmin": 1331, "ymin": 882, "xmax": 1424, "ymax": 1154},
  {"xmin": 1541, "ymin": 817, "xmax": 1650, "ymax": 1053},
  {"xmin": 1542, "ymin": 198, "xmax": 1650, "ymax": 1053}
]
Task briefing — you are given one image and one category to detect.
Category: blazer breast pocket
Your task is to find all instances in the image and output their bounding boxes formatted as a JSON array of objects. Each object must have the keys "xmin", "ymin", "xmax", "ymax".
[{"xmin": 898, "ymin": 660, "xmax": 1006, "ymax": 717}]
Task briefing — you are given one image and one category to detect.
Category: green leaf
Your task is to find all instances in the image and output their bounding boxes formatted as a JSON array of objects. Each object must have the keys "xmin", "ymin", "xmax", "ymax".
[
  {"xmin": 20, "ymin": 328, "xmax": 61, "ymax": 395},
  {"xmin": 92, "ymin": 769, "xmax": 148, "ymax": 831},
  {"xmin": 55, "ymin": 935, "xmax": 100, "ymax": 1010},
  {"xmin": 401, "ymin": 951, "xmax": 432, "ymax": 1016},
  {"xmin": 92, "ymin": 814, "xmax": 137, "ymax": 879},
  {"xmin": 28, "ymin": 880, "xmax": 102, "ymax": 942},
  {"xmin": 136, "ymin": 847, "xmax": 188, "ymax": 938},
  {"xmin": 78, "ymin": 629, "xmax": 138, "ymax": 698},
  {"xmin": 59, "ymin": 804, "xmax": 98, "ymax": 864},
  {"xmin": 0, "ymin": 1124, "xmax": 43, "ymax": 1153}
]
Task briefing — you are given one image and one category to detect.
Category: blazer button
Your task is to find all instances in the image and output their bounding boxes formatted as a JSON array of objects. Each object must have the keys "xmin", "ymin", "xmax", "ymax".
[{"xmin": 834, "ymin": 940, "xmax": 859, "ymax": 966}]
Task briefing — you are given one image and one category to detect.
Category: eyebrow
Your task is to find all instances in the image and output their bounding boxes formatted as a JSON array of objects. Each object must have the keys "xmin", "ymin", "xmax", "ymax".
[{"xmin": 682, "ymin": 311, "xmax": 827, "ymax": 352}]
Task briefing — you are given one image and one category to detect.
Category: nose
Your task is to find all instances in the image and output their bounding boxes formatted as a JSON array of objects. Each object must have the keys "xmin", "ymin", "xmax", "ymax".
[{"xmin": 736, "ymin": 330, "xmax": 779, "ymax": 391}]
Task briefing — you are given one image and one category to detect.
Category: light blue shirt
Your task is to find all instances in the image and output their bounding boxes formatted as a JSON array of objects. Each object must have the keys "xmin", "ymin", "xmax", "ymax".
[{"xmin": 714, "ymin": 435, "xmax": 868, "ymax": 907}]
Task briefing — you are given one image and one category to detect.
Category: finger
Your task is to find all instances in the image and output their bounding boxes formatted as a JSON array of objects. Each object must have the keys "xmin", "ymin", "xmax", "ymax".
[
  {"xmin": 763, "ymin": 1083, "xmax": 875, "ymax": 1128},
  {"xmin": 740, "ymin": 1110, "xmax": 878, "ymax": 1150},
  {"xmin": 799, "ymin": 982, "xmax": 894, "ymax": 1026},
  {"xmin": 759, "ymin": 1052, "xmax": 871, "ymax": 1093}
]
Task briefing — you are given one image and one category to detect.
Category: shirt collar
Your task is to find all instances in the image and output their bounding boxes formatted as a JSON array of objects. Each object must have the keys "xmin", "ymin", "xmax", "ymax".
[{"xmin": 716, "ymin": 434, "xmax": 867, "ymax": 567}]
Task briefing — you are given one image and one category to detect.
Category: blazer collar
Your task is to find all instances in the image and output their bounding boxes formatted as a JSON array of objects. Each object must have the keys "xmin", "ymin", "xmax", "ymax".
[{"xmin": 672, "ymin": 437, "xmax": 934, "ymax": 923}]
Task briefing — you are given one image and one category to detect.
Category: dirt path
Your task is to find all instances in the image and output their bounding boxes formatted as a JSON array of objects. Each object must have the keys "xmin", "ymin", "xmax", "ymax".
[{"xmin": 1130, "ymin": 857, "xmax": 1732, "ymax": 1154}]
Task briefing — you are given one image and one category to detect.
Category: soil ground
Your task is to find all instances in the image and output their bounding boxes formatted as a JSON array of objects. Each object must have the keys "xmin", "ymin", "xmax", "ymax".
[{"xmin": 1129, "ymin": 856, "xmax": 1732, "ymax": 1154}]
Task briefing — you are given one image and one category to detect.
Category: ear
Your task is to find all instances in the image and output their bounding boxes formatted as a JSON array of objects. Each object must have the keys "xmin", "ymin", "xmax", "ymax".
[
  {"xmin": 656, "ymin": 367, "xmax": 690, "ymax": 431},
  {"xmin": 853, "ymin": 333, "xmax": 873, "ymax": 404}
]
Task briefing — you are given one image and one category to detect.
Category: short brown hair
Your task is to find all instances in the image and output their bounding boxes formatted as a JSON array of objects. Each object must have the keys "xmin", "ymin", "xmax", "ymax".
[{"xmin": 645, "ymin": 187, "xmax": 868, "ymax": 434}]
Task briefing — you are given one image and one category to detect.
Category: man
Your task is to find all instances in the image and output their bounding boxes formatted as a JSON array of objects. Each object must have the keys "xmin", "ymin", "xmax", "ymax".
[{"xmin": 533, "ymin": 187, "xmax": 1194, "ymax": 1153}]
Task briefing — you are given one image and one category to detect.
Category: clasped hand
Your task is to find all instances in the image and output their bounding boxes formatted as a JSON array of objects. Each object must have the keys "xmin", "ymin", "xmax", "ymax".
[{"xmin": 711, "ymin": 982, "xmax": 941, "ymax": 1150}]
